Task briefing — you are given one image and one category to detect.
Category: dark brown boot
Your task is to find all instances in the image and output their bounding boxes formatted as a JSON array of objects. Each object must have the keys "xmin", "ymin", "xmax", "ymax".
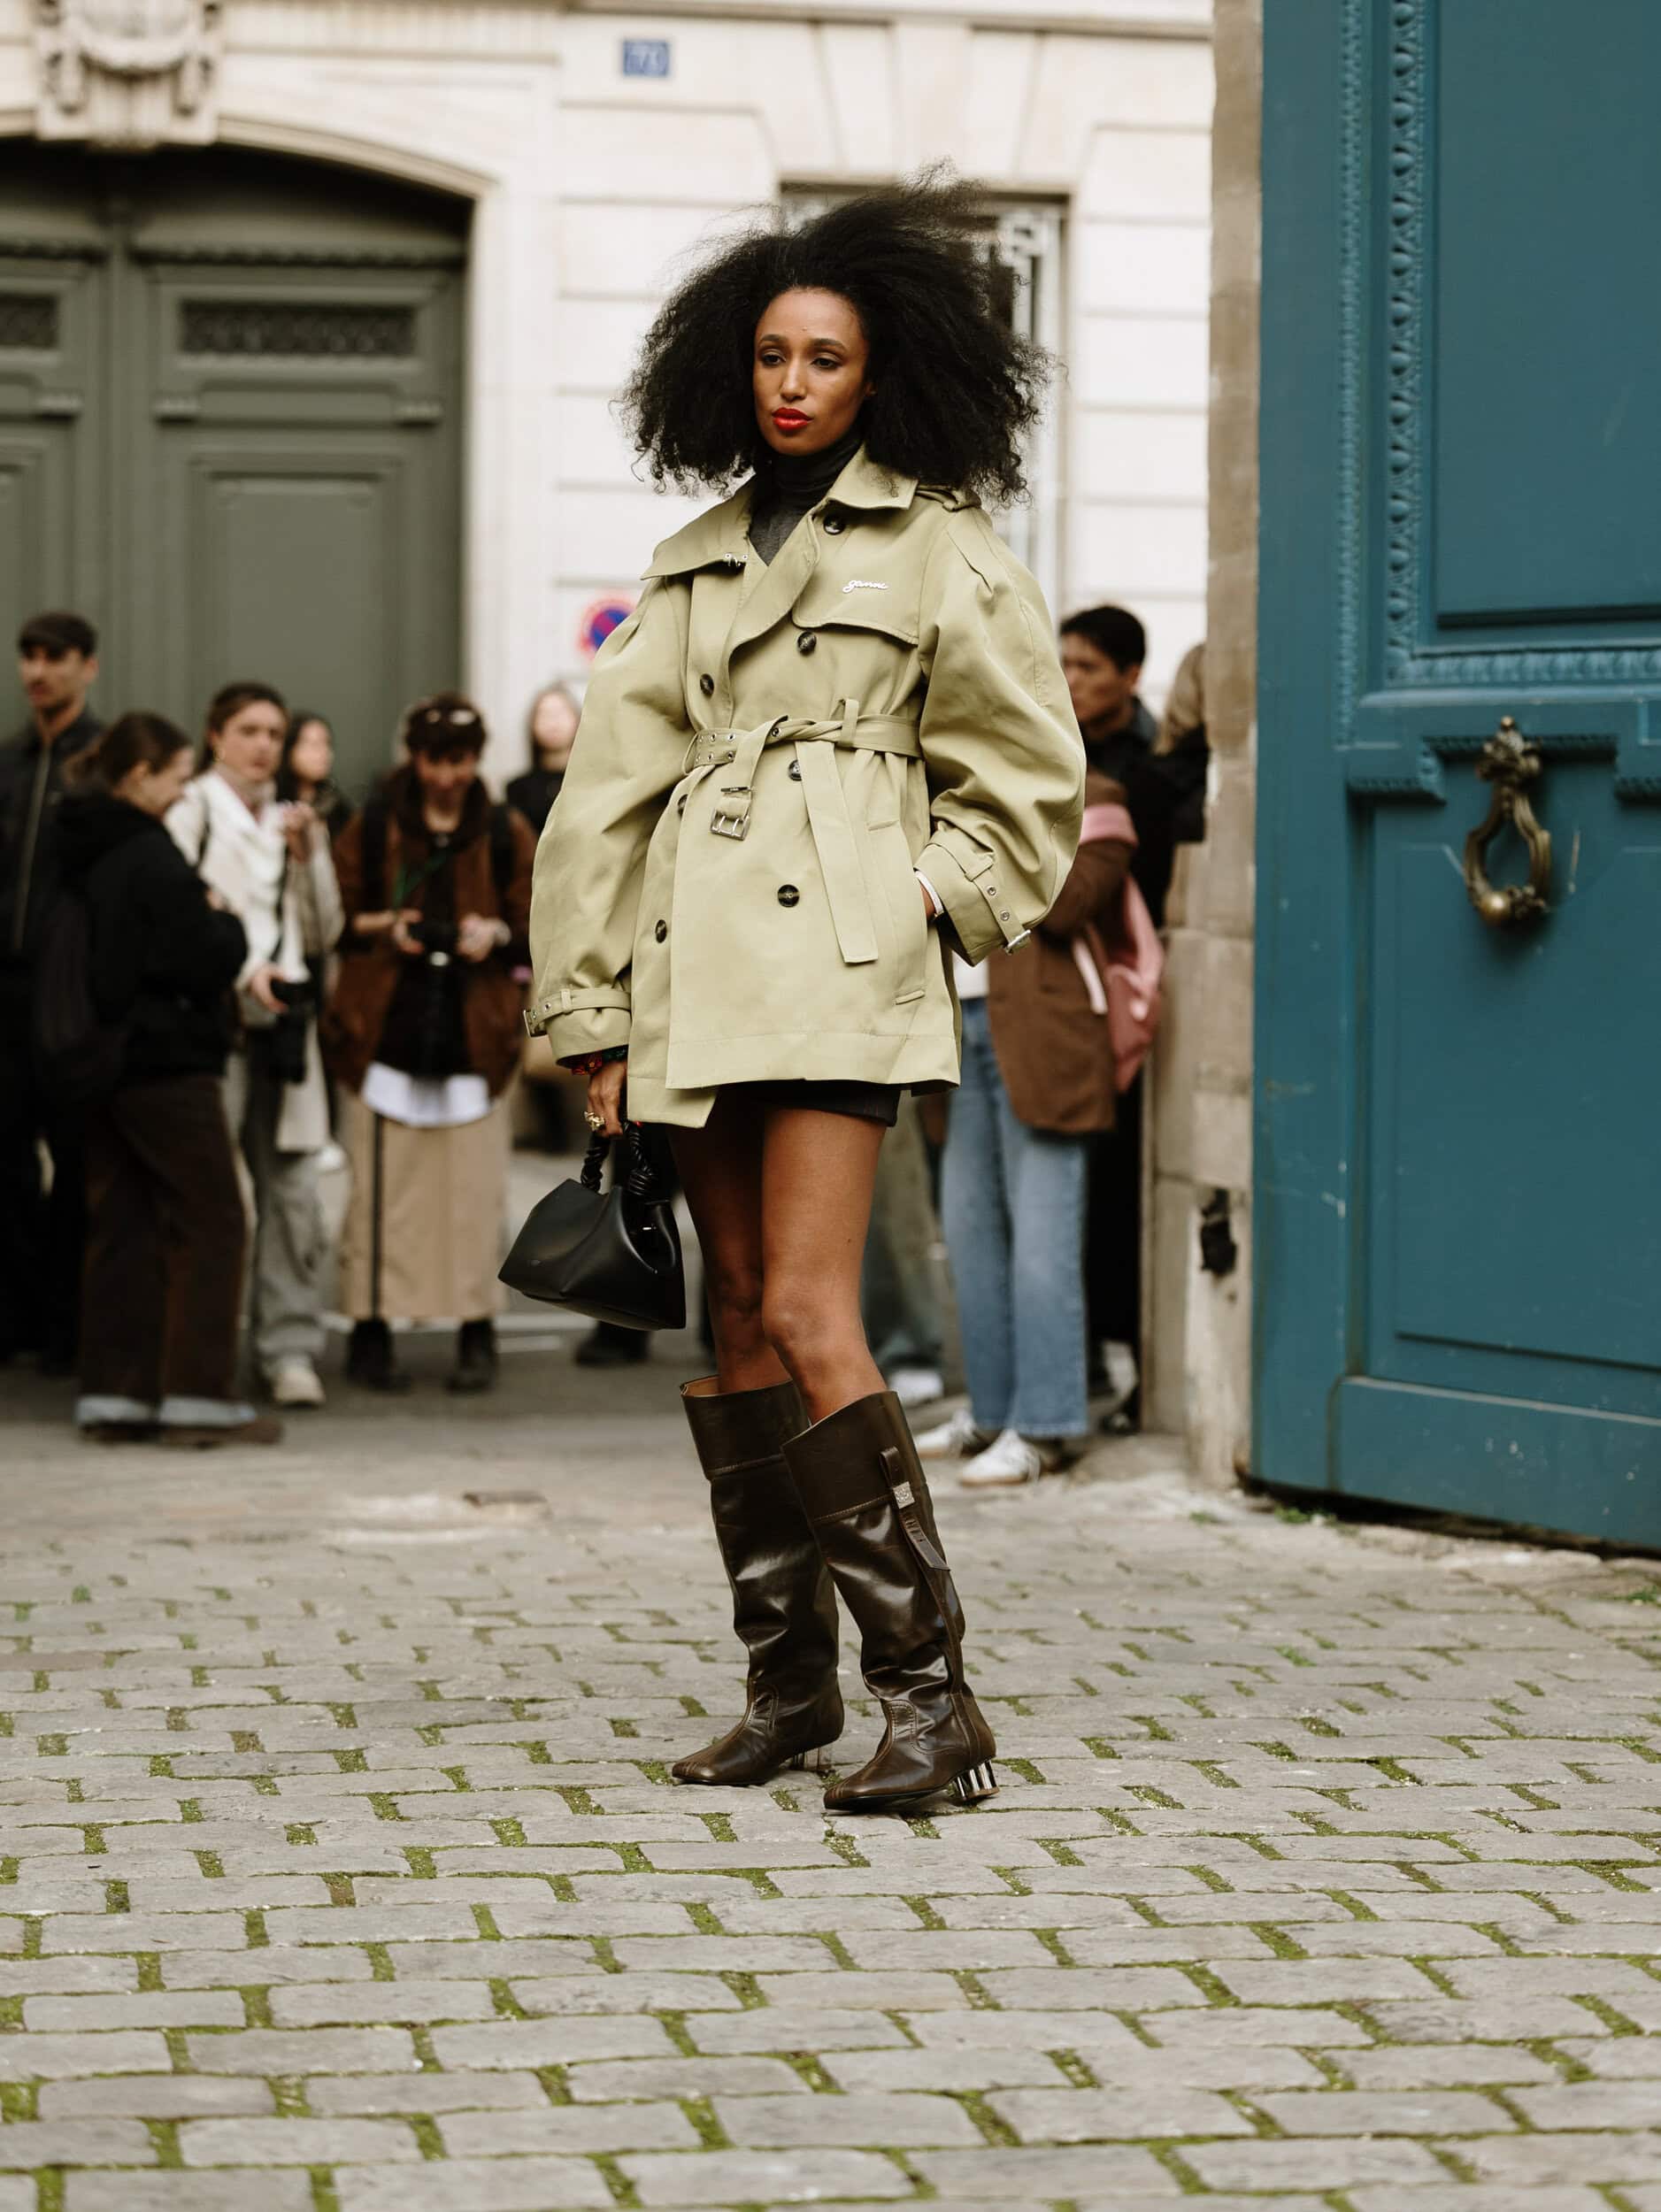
[
  {"xmin": 784, "ymin": 1389, "xmax": 997, "ymax": 1815},
  {"xmin": 673, "ymin": 1376, "xmax": 843, "ymax": 1786}
]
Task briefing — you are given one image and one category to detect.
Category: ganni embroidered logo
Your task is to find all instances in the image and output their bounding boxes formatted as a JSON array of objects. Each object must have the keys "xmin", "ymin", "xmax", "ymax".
[{"xmin": 842, "ymin": 579, "xmax": 889, "ymax": 595}]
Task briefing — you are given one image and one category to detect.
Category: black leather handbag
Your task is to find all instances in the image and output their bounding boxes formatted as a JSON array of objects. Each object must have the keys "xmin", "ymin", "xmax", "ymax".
[{"xmin": 498, "ymin": 1127, "xmax": 686, "ymax": 1332}]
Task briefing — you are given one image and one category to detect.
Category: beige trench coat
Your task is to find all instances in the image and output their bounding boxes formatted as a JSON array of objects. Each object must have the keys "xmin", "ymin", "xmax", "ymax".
[{"xmin": 528, "ymin": 445, "xmax": 1085, "ymax": 1126}]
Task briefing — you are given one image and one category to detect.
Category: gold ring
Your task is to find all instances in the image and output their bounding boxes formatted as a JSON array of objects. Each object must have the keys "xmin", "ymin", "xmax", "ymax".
[{"xmin": 584, "ymin": 1110, "xmax": 605, "ymax": 1132}]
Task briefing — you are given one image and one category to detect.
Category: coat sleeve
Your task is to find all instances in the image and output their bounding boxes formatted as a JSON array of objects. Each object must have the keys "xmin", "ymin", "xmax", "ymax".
[
  {"xmin": 142, "ymin": 839, "xmax": 247, "ymax": 1000},
  {"xmin": 912, "ymin": 508, "xmax": 1085, "ymax": 966},
  {"xmin": 1040, "ymin": 771, "xmax": 1134, "ymax": 939},
  {"xmin": 527, "ymin": 577, "xmax": 690, "ymax": 1058}
]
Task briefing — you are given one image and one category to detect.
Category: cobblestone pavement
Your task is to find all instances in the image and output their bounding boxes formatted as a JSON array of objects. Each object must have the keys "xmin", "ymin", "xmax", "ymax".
[{"xmin": 2, "ymin": 1331, "xmax": 1659, "ymax": 2210}]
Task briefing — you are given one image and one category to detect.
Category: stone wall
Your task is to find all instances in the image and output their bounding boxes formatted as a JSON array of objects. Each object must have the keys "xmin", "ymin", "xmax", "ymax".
[{"xmin": 1144, "ymin": 0, "xmax": 1258, "ymax": 1481}]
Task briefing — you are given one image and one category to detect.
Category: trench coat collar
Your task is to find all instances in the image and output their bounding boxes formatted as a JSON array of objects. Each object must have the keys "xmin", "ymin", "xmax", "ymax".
[{"xmin": 642, "ymin": 445, "xmax": 919, "ymax": 580}]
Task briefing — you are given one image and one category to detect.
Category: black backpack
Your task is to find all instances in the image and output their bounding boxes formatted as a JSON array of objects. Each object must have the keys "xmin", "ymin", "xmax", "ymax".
[{"xmin": 33, "ymin": 881, "xmax": 129, "ymax": 1106}]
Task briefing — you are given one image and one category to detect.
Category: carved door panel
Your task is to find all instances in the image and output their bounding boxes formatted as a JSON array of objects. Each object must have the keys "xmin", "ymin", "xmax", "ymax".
[
  {"xmin": 1257, "ymin": 0, "xmax": 1661, "ymax": 1543},
  {"xmin": 0, "ymin": 247, "xmax": 106, "ymax": 631},
  {"xmin": 126, "ymin": 245, "xmax": 465, "ymax": 795}
]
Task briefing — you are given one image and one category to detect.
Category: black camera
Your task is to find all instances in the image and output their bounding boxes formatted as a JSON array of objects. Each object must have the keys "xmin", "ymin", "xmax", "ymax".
[
  {"xmin": 411, "ymin": 918, "xmax": 458, "ymax": 958},
  {"xmin": 268, "ymin": 975, "xmax": 315, "ymax": 1011}
]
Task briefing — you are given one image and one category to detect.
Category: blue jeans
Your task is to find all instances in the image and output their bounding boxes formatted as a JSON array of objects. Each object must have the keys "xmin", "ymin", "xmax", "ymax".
[{"xmin": 941, "ymin": 999, "xmax": 1090, "ymax": 1440}]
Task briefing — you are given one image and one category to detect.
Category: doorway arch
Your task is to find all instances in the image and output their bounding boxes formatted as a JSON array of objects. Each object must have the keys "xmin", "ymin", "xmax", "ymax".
[{"xmin": 0, "ymin": 141, "xmax": 469, "ymax": 796}]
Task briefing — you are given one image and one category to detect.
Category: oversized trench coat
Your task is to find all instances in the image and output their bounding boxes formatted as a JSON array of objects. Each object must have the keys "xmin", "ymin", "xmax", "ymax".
[{"xmin": 528, "ymin": 445, "xmax": 1085, "ymax": 1127}]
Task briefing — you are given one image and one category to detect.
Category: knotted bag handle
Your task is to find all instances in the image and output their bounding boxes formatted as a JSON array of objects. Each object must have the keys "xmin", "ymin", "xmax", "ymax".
[{"xmin": 579, "ymin": 1125, "xmax": 665, "ymax": 1201}]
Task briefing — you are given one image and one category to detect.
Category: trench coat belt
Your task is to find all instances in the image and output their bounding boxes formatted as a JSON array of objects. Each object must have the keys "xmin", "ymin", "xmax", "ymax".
[{"xmin": 676, "ymin": 703, "xmax": 922, "ymax": 968}]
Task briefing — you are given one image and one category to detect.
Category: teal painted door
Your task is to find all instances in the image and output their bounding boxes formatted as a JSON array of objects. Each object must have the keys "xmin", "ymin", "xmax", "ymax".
[
  {"xmin": 1257, "ymin": 0, "xmax": 1661, "ymax": 1543},
  {"xmin": 0, "ymin": 144, "xmax": 466, "ymax": 796}
]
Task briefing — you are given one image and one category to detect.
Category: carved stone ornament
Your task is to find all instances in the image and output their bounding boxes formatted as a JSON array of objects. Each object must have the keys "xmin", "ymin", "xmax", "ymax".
[{"xmin": 35, "ymin": 0, "xmax": 224, "ymax": 150}]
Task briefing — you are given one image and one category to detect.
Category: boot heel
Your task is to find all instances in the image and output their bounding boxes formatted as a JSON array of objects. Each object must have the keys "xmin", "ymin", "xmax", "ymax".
[
  {"xmin": 950, "ymin": 1762, "xmax": 998, "ymax": 1806},
  {"xmin": 788, "ymin": 1744, "xmax": 837, "ymax": 1775}
]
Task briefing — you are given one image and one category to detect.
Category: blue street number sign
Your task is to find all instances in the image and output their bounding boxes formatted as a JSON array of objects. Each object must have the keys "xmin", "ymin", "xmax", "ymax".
[{"xmin": 621, "ymin": 39, "xmax": 671, "ymax": 78}]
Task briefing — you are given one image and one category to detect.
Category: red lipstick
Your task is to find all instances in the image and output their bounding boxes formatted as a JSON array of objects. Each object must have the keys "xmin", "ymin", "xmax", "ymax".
[{"xmin": 772, "ymin": 409, "xmax": 810, "ymax": 431}]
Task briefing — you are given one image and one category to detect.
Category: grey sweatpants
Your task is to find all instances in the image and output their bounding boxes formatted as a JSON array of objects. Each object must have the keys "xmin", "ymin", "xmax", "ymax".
[{"xmin": 223, "ymin": 1043, "xmax": 327, "ymax": 1371}]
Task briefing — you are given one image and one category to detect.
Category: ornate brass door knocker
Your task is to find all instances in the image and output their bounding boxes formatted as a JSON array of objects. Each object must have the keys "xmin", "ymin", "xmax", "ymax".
[{"xmin": 1462, "ymin": 716, "xmax": 1551, "ymax": 929}]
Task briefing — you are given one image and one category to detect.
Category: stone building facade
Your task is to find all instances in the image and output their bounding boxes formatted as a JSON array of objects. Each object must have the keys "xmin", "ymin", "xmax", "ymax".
[
  {"xmin": 3, "ymin": 0, "xmax": 1238, "ymax": 1471},
  {"xmin": 0, "ymin": 0, "xmax": 1212, "ymax": 738}
]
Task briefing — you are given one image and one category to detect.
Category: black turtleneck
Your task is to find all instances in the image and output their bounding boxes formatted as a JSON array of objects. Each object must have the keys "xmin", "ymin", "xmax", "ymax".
[{"xmin": 748, "ymin": 424, "xmax": 865, "ymax": 565}]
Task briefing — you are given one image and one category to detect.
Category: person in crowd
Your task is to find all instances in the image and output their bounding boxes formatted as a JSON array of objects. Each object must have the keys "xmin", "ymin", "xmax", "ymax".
[
  {"xmin": 1157, "ymin": 641, "xmax": 1210, "ymax": 845},
  {"xmin": 1059, "ymin": 608, "xmax": 1209, "ymax": 1431},
  {"xmin": 278, "ymin": 710, "xmax": 353, "ymax": 840},
  {"xmin": 530, "ymin": 174, "xmax": 1082, "ymax": 1814},
  {"xmin": 324, "ymin": 694, "xmax": 534, "ymax": 1395},
  {"xmin": 917, "ymin": 767, "xmax": 1135, "ymax": 1484},
  {"xmin": 862, "ymin": 1096, "xmax": 949, "ymax": 1409},
  {"xmin": 168, "ymin": 682, "xmax": 342, "ymax": 1410},
  {"xmin": 505, "ymin": 681, "xmax": 581, "ymax": 835},
  {"xmin": 0, "ymin": 610, "xmax": 102, "ymax": 1372},
  {"xmin": 55, "ymin": 713, "xmax": 281, "ymax": 1448}
]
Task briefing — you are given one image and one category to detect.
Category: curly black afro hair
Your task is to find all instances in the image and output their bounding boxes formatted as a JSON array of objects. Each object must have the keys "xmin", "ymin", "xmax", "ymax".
[{"xmin": 620, "ymin": 167, "xmax": 1050, "ymax": 506}]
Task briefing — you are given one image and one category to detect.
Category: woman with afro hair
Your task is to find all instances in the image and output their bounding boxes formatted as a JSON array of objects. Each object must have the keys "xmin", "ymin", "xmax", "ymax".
[{"xmin": 529, "ymin": 171, "xmax": 1083, "ymax": 1814}]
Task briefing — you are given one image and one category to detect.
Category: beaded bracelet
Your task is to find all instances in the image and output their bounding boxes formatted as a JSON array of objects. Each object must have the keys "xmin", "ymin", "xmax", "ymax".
[{"xmin": 559, "ymin": 1046, "xmax": 629, "ymax": 1077}]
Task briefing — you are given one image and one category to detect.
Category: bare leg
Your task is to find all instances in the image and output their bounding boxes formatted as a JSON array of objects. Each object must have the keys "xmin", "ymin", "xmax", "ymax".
[
  {"xmin": 758, "ymin": 1107, "xmax": 888, "ymax": 1424},
  {"xmin": 670, "ymin": 1093, "xmax": 789, "ymax": 1395}
]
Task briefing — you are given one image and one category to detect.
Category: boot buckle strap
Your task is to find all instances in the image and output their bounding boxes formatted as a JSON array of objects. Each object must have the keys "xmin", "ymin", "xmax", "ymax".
[{"xmin": 880, "ymin": 1448, "xmax": 948, "ymax": 1574}]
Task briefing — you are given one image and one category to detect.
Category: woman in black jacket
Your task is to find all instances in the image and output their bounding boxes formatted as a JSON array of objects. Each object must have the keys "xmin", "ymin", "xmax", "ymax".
[{"xmin": 56, "ymin": 714, "xmax": 281, "ymax": 1448}]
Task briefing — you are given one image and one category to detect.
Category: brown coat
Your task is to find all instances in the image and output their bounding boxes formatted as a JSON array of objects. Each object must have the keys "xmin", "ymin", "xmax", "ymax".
[
  {"xmin": 322, "ymin": 770, "xmax": 535, "ymax": 1100},
  {"xmin": 985, "ymin": 768, "xmax": 1134, "ymax": 1135}
]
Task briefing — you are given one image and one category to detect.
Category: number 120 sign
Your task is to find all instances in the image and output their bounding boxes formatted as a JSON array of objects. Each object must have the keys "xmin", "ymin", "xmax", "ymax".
[{"xmin": 622, "ymin": 39, "xmax": 671, "ymax": 78}]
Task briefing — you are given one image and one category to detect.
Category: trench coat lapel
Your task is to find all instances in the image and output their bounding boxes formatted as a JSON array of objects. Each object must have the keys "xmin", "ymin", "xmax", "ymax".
[{"xmin": 720, "ymin": 515, "xmax": 819, "ymax": 676}]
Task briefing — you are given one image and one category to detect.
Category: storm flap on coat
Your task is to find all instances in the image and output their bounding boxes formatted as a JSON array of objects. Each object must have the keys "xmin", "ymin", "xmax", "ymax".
[{"xmin": 528, "ymin": 445, "xmax": 1085, "ymax": 1127}]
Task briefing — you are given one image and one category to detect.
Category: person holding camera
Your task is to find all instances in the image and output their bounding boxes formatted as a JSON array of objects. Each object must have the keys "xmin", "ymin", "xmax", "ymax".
[
  {"xmin": 167, "ymin": 682, "xmax": 343, "ymax": 1410},
  {"xmin": 323, "ymin": 695, "xmax": 534, "ymax": 1395}
]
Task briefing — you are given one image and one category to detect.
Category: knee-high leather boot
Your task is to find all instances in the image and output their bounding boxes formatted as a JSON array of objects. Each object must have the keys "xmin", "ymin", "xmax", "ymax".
[
  {"xmin": 783, "ymin": 1389, "xmax": 997, "ymax": 1814},
  {"xmin": 673, "ymin": 1376, "xmax": 844, "ymax": 1786}
]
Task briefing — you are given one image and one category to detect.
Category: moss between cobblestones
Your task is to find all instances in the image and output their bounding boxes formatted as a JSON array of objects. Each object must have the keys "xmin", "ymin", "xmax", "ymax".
[
  {"xmin": 407, "ymin": 2112, "xmax": 445, "ymax": 2159},
  {"xmin": 145, "ymin": 2116, "xmax": 184, "ymax": 2168},
  {"xmin": 1048, "ymin": 2049, "xmax": 1098, "ymax": 2089},
  {"xmin": 590, "ymin": 2152, "xmax": 642, "ymax": 2208},
  {"xmin": 1146, "ymin": 2141, "xmax": 1208, "ymax": 2193},
  {"xmin": 308, "ymin": 2168, "xmax": 342, "ymax": 2211},
  {"xmin": 241, "ymin": 1987, "xmax": 274, "ymax": 2029},
  {"xmin": 33, "ymin": 2171, "xmax": 65, "ymax": 2212},
  {"xmin": 0, "ymin": 2081, "xmax": 35, "ymax": 2123},
  {"xmin": 1575, "ymin": 1993, "xmax": 1642, "ymax": 2035},
  {"xmin": 652, "ymin": 2009, "xmax": 697, "ymax": 2057}
]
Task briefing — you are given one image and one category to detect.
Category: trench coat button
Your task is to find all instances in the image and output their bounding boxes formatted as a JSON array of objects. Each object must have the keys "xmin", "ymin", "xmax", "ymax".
[
  {"xmin": 777, "ymin": 885, "xmax": 800, "ymax": 907},
  {"xmin": 822, "ymin": 514, "xmax": 845, "ymax": 534},
  {"xmin": 788, "ymin": 760, "xmax": 802, "ymax": 780},
  {"xmin": 796, "ymin": 632, "xmax": 817, "ymax": 655},
  {"xmin": 654, "ymin": 919, "xmax": 667, "ymax": 942},
  {"xmin": 699, "ymin": 673, "xmax": 715, "ymax": 696}
]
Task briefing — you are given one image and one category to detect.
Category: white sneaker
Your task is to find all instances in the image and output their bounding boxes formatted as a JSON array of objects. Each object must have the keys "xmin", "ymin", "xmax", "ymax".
[
  {"xmin": 267, "ymin": 1357, "xmax": 325, "ymax": 1409},
  {"xmin": 889, "ymin": 1365, "xmax": 946, "ymax": 1410},
  {"xmin": 960, "ymin": 1428, "xmax": 1048, "ymax": 1489},
  {"xmin": 913, "ymin": 1405, "xmax": 994, "ymax": 1461}
]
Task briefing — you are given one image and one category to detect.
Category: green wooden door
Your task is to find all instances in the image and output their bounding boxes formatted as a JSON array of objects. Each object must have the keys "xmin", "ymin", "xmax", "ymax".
[
  {"xmin": 1257, "ymin": 0, "xmax": 1661, "ymax": 1544},
  {"xmin": 0, "ymin": 144, "xmax": 466, "ymax": 796}
]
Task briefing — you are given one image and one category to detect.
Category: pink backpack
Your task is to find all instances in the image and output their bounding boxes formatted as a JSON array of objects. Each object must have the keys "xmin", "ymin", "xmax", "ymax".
[{"xmin": 1071, "ymin": 801, "xmax": 1165, "ymax": 1093}]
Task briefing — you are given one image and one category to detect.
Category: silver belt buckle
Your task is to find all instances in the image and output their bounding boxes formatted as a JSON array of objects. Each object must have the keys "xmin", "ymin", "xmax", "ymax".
[{"xmin": 710, "ymin": 787, "xmax": 751, "ymax": 840}]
